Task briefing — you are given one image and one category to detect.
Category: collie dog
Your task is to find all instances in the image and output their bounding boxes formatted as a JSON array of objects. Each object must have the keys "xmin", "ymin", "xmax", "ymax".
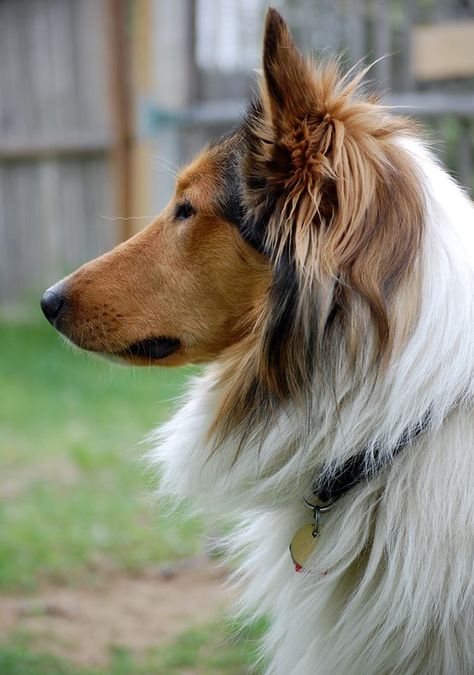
[{"xmin": 41, "ymin": 8, "xmax": 474, "ymax": 674}]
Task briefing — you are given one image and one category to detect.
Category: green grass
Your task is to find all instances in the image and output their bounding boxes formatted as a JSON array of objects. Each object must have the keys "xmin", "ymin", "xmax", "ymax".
[
  {"xmin": 0, "ymin": 320, "xmax": 201, "ymax": 590},
  {"xmin": 0, "ymin": 319, "xmax": 265, "ymax": 673},
  {"xmin": 0, "ymin": 619, "xmax": 267, "ymax": 675}
]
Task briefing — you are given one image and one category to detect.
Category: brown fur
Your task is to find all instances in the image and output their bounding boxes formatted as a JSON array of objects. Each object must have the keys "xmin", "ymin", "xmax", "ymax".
[
  {"xmin": 214, "ymin": 10, "xmax": 426, "ymax": 437},
  {"xmin": 245, "ymin": 10, "xmax": 425, "ymax": 350},
  {"xmin": 58, "ymin": 149, "xmax": 270, "ymax": 366},
  {"xmin": 51, "ymin": 8, "xmax": 425, "ymax": 446}
]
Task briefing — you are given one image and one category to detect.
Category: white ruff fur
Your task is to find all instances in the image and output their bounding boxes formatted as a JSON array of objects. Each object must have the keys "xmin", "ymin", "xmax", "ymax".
[{"xmin": 150, "ymin": 139, "xmax": 474, "ymax": 674}]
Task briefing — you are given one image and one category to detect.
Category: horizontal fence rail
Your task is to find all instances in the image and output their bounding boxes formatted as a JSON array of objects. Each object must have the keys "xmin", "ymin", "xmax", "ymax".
[
  {"xmin": 0, "ymin": 0, "xmax": 116, "ymax": 305},
  {"xmin": 1, "ymin": 0, "xmax": 473, "ymax": 306},
  {"xmin": 146, "ymin": 93, "xmax": 474, "ymax": 202}
]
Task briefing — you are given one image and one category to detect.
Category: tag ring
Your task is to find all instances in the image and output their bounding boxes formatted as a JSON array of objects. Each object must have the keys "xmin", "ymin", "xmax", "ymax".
[
  {"xmin": 303, "ymin": 496, "xmax": 335, "ymax": 513},
  {"xmin": 303, "ymin": 496, "xmax": 336, "ymax": 538},
  {"xmin": 312, "ymin": 506, "xmax": 321, "ymax": 537}
]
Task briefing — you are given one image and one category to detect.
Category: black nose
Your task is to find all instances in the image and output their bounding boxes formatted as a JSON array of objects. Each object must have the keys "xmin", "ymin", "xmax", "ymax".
[{"xmin": 41, "ymin": 285, "xmax": 66, "ymax": 326}]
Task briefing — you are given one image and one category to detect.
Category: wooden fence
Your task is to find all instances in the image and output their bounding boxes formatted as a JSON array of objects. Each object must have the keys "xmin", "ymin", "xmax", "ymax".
[
  {"xmin": 276, "ymin": 0, "xmax": 474, "ymax": 193},
  {"xmin": 0, "ymin": 0, "xmax": 130, "ymax": 305},
  {"xmin": 1, "ymin": 0, "xmax": 473, "ymax": 306},
  {"xmin": 148, "ymin": 0, "xmax": 474, "ymax": 214}
]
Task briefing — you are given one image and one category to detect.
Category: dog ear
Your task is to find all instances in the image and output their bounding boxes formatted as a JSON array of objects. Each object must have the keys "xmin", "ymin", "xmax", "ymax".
[
  {"xmin": 242, "ymin": 8, "xmax": 328, "ymax": 260},
  {"xmin": 261, "ymin": 8, "xmax": 316, "ymax": 126},
  {"xmin": 246, "ymin": 8, "xmax": 340, "ymax": 263},
  {"xmin": 243, "ymin": 8, "xmax": 425, "ymax": 371}
]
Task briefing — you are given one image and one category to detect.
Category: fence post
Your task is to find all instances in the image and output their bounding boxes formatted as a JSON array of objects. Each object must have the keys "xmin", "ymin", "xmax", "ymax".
[
  {"xmin": 107, "ymin": 0, "xmax": 133, "ymax": 242},
  {"xmin": 146, "ymin": 0, "xmax": 197, "ymax": 215},
  {"xmin": 457, "ymin": 118, "xmax": 472, "ymax": 194}
]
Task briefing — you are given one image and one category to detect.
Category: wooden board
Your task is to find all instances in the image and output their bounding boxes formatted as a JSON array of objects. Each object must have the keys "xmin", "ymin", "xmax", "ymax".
[
  {"xmin": 0, "ymin": 0, "xmax": 114, "ymax": 303},
  {"xmin": 412, "ymin": 21, "xmax": 474, "ymax": 81}
]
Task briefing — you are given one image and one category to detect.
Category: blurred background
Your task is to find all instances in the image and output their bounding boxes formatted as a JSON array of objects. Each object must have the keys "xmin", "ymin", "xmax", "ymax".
[{"xmin": 0, "ymin": 1, "xmax": 473, "ymax": 673}]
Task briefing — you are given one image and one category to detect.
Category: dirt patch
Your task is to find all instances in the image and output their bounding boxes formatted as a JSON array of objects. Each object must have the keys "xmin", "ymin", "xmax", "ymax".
[
  {"xmin": 0, "ymin": 558, "xmax": 230, "ymax": 666},
  {"xmin": 0, "ymin": 457, "xmax": 80, "ymax": 500}
]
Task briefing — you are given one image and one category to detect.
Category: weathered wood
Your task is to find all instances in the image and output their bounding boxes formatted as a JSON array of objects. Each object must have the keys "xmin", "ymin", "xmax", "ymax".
[
  {"xmin": 149, "ymin": 92, "xmax": 474, "ymax": 127},
  {"xmin": 0, "ymin": 134, "xmax": 111, "ymax": 160},
  {"xmin": 433, "ymin": 0, "xmax": 450, "ymax": 22},
  {"xmin": 456, "ymin": 119, "xmax": 473, "ymax": 194},
  {"xmin": 346, "ymin": 0, "xmax": 367, "ymax": 64},
  {"xmin": 400, "ymin": 0, "xmax": 414, "ymax": 90},
  {"xmin": 413, "ymin": 21, "xmax": 474, "ymax": 81},
  {"xmin": 150, "ymin": 0, "xmax": 197, "ymax": 213},
  {"xmin": 0, "ymin": 0, "xmax": 113, "ymax": 303},
  {"xmin": 389, "ymin": 92, "xmax": 474, "ymax": 117},
  {"xmin": 372, "ymin": 0, "xmax": 391, "ymax": 88},
  {"xmin": 0, "ymin": 0, "xmax": 473, "ymax": 305},
  {"xmin": 107, "ymin": 0, "xmax": 134, "ymax": 242}
]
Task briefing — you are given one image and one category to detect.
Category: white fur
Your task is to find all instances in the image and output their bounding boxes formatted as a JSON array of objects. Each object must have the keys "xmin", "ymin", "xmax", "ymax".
[{"xmin": 150, "ymin": 140, "xmax": 474, "ymax": 674}]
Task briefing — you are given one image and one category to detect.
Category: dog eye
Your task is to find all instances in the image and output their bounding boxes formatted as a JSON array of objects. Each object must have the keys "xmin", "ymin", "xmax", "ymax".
[{"xmin": 174, "ymin": 201, "xmax": 196, "ymax": 221}]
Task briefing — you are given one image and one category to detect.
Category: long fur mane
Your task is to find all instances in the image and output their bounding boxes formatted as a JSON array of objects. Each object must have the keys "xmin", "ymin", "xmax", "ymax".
[
  {"xmin": 151, "ymin": 9, "xmax": 474, "ymax": 674},
  {"xmin": 211, "ymin": 20, "xmax": 426, "ymax": 445}
]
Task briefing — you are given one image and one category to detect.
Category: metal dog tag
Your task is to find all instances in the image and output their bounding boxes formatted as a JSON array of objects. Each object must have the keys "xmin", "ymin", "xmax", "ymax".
[{"xmin": 289, "ymin": 523, "xmax": 319, "ymax": 572}]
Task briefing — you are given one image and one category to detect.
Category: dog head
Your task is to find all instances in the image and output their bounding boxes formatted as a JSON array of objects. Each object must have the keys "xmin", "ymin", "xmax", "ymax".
[
  {"xmin": 41, "ymin": 135, "xmax": 270, "ymax": 366},
  {"xmin": 42, "ymin": 9, "xmax": 424, "ymax": 407}
]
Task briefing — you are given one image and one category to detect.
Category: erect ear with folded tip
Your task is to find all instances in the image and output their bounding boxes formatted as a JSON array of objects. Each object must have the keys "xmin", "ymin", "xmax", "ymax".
[
  {"xmin": 261, "ymin": 8, "xmax": 317, "ymax": 126},
  {"xmin": 252, "ymin": 9, "xmax": 426, "ymax": 359}
]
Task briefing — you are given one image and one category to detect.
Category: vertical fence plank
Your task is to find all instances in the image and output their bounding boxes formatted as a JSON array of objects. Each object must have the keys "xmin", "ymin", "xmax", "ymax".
[
  {"xmin": 27, "ymin": 0, "xmax": 54, "ymax": 136},
  {"xmin": 304, "ymin": 0, "xmax": 342, "ymax": 54},
  {"xmin": 457, "ymin": 118, "xmax": 473, "ymax": 193},
  {"xmin": 400, "ymin": 0, "xmax": 414, "ymax": 90},
  {"xmin": 0, "ymin": 0, "xmax": 473, "ymax": 304},
  {"xmin": 0, "ymin": 167, "xmax": 8, "ymax": 300},
  {"xmin": 373, "ymin": 0, "xmax": 391, "ymax": 89},
  {"xmin": 346, "ymin": 0, "xmax": 366, "ymax": 64},
  {"xmin": 432, "ymin": 116, "xmax": 447, "ymax": 164},
  {"xmin": 73, "ymin": 0, "xmax": 109, "ymax": 133},
  {"xmin": 0, "ymin": 0, "xmax": 112, "ymax": 302},
  {"xmin": 433, "ymin": 0, "xmax": 448, "ymax": 22},
  {"xmin": 1, "ymin": 1, "xmax": 25, "ymax": 136},
  {"xmin": 46, "ymin": 0, "xmax": 80, "ymax": 133},
  {"xmin": 107, "ymin": 0, "xmax": 134, "ymax": 242}
]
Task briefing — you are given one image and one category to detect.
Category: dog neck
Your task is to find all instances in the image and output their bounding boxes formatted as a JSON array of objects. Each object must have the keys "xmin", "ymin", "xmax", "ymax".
[{"xmin": 312, "ymin": 408, "xmax": 433, "ymax": 504}]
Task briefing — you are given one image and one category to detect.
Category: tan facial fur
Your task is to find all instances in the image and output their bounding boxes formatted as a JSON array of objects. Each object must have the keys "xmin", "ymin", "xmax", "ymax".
[
  {"xmin": 44, "ymin": 6, "xmax": 424, "ymax": 412},
  {"xmin": 55, "ymin": 150, "xmax": 270, "ymax": 366}
]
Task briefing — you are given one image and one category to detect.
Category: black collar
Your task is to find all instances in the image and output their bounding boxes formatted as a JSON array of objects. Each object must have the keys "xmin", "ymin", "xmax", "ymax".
[{"xmin": 312, "ymin": 410, "xmax": 432, "ymax": 504}]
